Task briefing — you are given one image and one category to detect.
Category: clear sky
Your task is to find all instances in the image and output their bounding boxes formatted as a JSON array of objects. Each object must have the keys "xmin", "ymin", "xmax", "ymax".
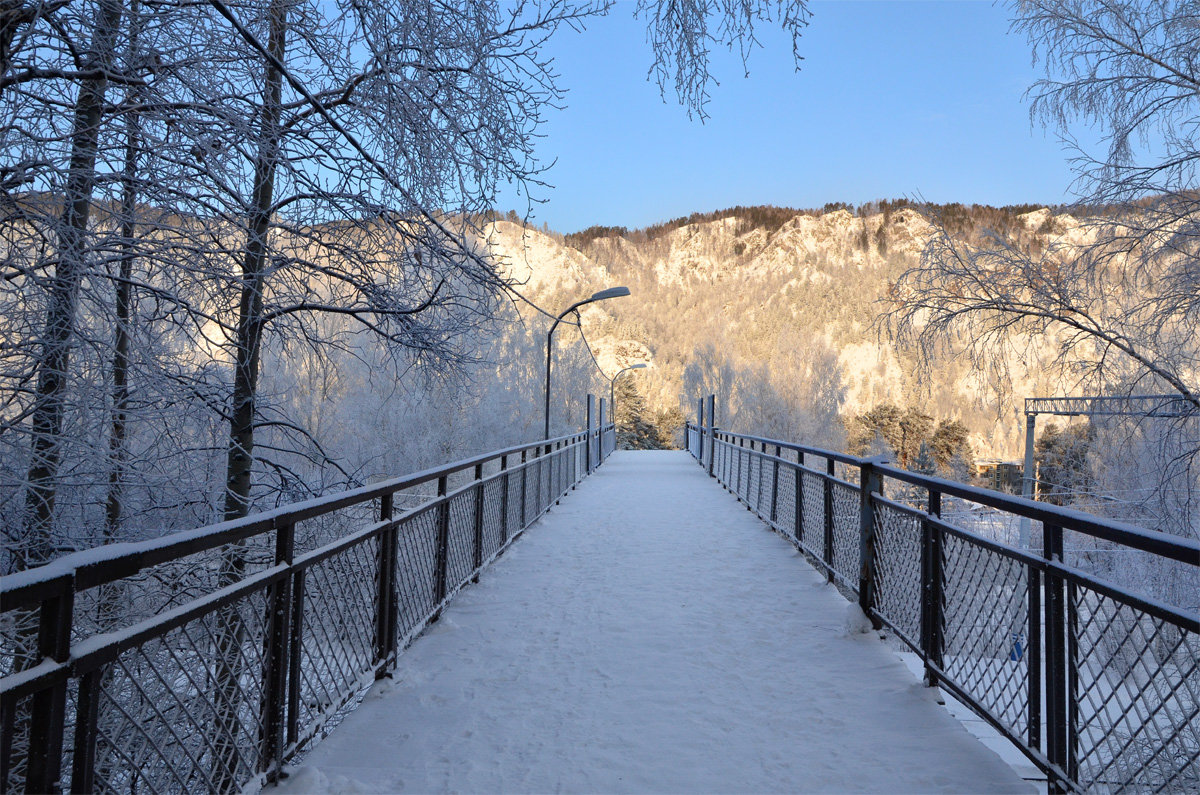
[{"xmin": 497, "ymin": 0, "xmax": 1092, "ymax": 234}]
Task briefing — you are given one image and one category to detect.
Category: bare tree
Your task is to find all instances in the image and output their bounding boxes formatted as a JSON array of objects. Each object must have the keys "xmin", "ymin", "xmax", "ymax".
[
  {"xmin": 636, "ymin": 0, "xmax": 812, "ymax": 119},
  {"xmin": 885, "ymin": 0, "xmax": 1199, "ymax": 543},
  {"xmin": 888, "ymin": 0, "xmax": 1199, "ymax": 416},
  {"xmin": 18, "ymin": 0, "xmax": 125, "ymax": 570}
]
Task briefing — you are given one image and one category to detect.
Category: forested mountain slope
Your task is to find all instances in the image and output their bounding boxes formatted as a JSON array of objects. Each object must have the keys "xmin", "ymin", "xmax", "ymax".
[{"xmin": 485, "ymin": 203, "xmax": 1085, "ymax": 460}]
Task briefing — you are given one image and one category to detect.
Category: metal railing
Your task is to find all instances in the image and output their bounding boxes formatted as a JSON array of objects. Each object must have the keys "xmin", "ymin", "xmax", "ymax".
[
  {"xmin": 686, "ymin": 420, "xmax": 1199, "ymax": 794},
  {"xmin": 2, "ymin": 422, "xmax": 616, "ymax": 794}
]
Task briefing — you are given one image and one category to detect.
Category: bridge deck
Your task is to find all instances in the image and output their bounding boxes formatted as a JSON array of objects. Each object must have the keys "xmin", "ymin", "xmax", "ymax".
[{"xmin": 274, "ymin": 451, "xmax": 1031, "ymax": 793}]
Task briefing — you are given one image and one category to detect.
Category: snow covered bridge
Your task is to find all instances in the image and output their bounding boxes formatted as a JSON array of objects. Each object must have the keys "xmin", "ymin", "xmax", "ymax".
[
  {"xmin": 2, "ymin": 418, "xmax": 1196, "ymax": 794},
  {"xmin": 274, "ymin": 450, "xmax": 1030, "ymax": 793}
]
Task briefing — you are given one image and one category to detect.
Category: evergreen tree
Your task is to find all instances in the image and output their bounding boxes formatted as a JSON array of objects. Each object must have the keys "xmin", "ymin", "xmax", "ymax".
[
  {"xmin": 912, "ymin": 441, "xmax": 938, "ymax": 475},
  {"xmin": 615, "ymin": 377, "xmax": 664, "ymax": 450},
  {"xmin": 930, "ymin": 419, "xmax": 973, "ymax": 473},
  {"xmin": 1036, "ymin": 422, "xmax": 1095, "ymax": 506}
]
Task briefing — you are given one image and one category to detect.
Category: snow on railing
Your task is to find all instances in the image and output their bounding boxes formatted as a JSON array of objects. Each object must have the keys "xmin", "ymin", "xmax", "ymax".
[
  {"xmin": 1, "ymin": 423, "xmax": 615, "ymax": 794},
  {"xmin": 686, "ymin": 416, "xmax": 1198, "ymax": 795}
]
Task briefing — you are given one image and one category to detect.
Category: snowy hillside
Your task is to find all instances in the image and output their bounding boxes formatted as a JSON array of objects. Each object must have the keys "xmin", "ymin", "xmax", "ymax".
[{"xmin": 482, "ymin": 204, "xmax": 1086, "ymax": 459}]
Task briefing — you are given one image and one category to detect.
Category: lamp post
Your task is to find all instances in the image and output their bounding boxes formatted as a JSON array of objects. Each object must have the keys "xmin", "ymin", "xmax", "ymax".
[
  {"xmin": 610, "ymin": 363, "xmax": 647, "ymax": 426},
  {"xmin": 544, "ymin": 286, "xmax": 630, "ymax": 439}
]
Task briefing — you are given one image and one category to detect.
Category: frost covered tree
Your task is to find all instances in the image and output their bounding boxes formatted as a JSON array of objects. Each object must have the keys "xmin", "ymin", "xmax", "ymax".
[
  {"xmin": 888, "ymin": 0, "xmax": 1199, "ymax": 415},
  {"xmin": 683, "ymin": 332, "xmax": 844, "ymax": 449},
  {"xmin": 636, "ymin": 0, "xmax": 811, "ymax": 119},
  {"xmin": 2, "ymin": 0, "xmax": 816, "ymax": 573},
  {"xmin": 885, "ymin": 0, "xmax": 1199, "ymax": 544}
]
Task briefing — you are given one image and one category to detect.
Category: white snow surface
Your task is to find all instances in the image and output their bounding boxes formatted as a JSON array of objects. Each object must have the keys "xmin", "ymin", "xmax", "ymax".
[{"xmin": 270, "ymin": 451, "xmax": 1032, "ymax": 794}]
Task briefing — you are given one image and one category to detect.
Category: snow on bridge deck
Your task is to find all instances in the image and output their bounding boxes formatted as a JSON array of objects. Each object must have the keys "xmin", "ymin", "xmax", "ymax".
[{"xmin": 273, "ymin": 451, "xmax": 1032, "ymax": 794}]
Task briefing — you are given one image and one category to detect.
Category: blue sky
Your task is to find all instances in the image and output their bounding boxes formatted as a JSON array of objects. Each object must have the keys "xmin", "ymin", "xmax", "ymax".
[{"xmin": 498, "ymin": 0, "xmax": 1092, "ymax": 233}]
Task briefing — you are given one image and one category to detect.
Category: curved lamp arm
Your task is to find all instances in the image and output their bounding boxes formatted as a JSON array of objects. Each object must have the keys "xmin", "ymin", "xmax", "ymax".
[{"xmin": 545, "ymin": 287, "xmax": 631, "ymax": 439}]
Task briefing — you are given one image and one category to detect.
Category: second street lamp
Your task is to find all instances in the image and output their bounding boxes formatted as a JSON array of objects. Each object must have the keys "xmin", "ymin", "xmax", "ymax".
[{"xmin": 544, "ymin": 286, "xmax": 630, "ymax": 439}]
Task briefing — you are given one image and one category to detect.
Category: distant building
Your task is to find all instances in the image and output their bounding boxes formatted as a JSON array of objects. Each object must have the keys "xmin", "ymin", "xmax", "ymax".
[{"xmin": 975, "ymin": 460, "xmax": 1023, "ymax": 494}]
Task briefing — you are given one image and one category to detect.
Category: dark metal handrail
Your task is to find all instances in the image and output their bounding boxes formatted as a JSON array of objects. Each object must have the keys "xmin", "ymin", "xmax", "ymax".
[
  {"xmin": 686, "ymin": 418, "xmax": 1198, "ymax": 794},
  {"xmin": 1, "ymin": 421, "xmax": 617, "ymax": 794},
  {"xmin": 690, "ymin": 424, "xmax": 1199, "ymax": 564},
  {"xmin": 2, "ymin": 429, "xmax": 599, "ymax": 609}
]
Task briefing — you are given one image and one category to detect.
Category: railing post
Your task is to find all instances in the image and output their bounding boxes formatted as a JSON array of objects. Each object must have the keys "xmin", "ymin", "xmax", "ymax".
[
  {"xmin": 260, "ymin": 522, "xmax": 295, "ymax": 779},
  {"xmin": 920, "ymin": 490, "xmax": 943, "ymax": 688},
  {"xmin": 857, "ymin": 458, "xmax": 883, "ymax": 624},
  {"xmin": 472, "ymin": 463, "xmax": 485, "ymax": 581},
  {"xmin": 794, "ymin": 451, "xmax": 805, "ymax": 543},
  {"xmin": 71, "ymin": 669, "xmax": 100, "ymax": 794},
  {"xmin": 753, "ymin": 441, "xmax": 764, "ymax": 513},
  {"xmin": 736, "ymin": 438, "xmax": 744, "ymax": 497},
  {"xmin": 697, "ymin": 398, "xmax": 705, "ymax": 461},
  {"xmin": 555, "ymin": 440, "xmax": 564, "ymax": 502},
  {"xmin": 520, "ymin": 449, "xmax": 528, "ymax": 527},
  {"xmin": 434, "ymin": 475, "xmax": 450, "ymax": 607},
  {"xmin": 1043, "ymin": 522, "xmax": 1071, "ymax": 793},
  {"xmin": 598, "ymin": 398, "xmax": 607, "ymax": 461},
  {"xmin": 823, "ymin": 458, "xmax": 835, "ymax": 579},
  {"xmin": 25, "ymin": 575, "xmax": 73, "ymax": 794},
  {"xmin": 585, "ymin": 394, "xmax": 594, "ymax": 475},
  {"xmin": 500, "ymin": 455, "xmax": 510, "ymax": 541},
  {"xmin": 705, "ymin": 395, "xmax": 716, "ymax": 475},
  {"xmin": 1027, "ymin": 564, "xmax": 1042, "ymax": 755},
  {"xmin": 770, "ymin": 445, "xmax": 781, "ymax": 525},
  {"xmin": 375, "ymin": 495, "xmax": 396, "ymax": 670},
  {"xmin": 286, "ymin": 570, "xmax": 305, "ymax": 749}
]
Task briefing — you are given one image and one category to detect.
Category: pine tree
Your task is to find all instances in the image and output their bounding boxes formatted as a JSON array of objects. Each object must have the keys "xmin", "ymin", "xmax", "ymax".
[
  {"xmin": 615, "ymin": 377, "xmax": 662, "ymax": 450},
  {"xmin": 912, "ymin": 441, "xmax": 938, "ymax": 475}
]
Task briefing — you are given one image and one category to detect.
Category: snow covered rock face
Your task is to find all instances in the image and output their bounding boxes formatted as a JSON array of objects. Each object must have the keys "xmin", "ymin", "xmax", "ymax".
[
  {"xmin": 483, "ymin": 221, "xmax": 612, "ymax": 296},
  {"xmin": 482, "ymin": 206, "xmax": 1084, "ymax": 459}
]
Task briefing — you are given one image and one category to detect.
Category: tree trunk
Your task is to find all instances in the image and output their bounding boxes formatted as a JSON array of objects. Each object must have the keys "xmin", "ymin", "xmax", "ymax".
[
  {"xmin": 212, "ymin": 1, "xmax": 289, "ymax": 788},
  {"xmin": 104, "ymin": 0, "xmax": 141, "ymax": 547},
  {"xmin": 222, "ymin": 0, "xmax": 288, "ymax": 525},
  {"xmin": 21, "ymin": 0, "xmax": 124, "ymax": 571}
]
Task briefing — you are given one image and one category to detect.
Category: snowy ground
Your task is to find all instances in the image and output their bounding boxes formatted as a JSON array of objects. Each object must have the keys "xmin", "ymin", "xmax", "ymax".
[{"xmin": 269, "ymin": 451, "xmax": 1033, "ymax": 794}]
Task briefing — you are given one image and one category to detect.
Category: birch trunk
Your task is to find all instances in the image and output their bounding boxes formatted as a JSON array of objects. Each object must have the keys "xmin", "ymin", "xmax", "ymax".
[
  {"xmin": 21, "ymin": 0, "xmax": 124, "ymax": 570},
  {"xmin": 212, "ymin": 1, "xmax": 289, "ymax": 787}
]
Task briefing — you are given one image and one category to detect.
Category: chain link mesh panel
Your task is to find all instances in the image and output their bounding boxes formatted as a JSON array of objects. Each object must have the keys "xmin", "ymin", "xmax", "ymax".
[
  {"xmin": 481, "ymin": 479, "xmax": 505, "ymax": 562},
  {"xmin": 446, "ymin": 489, "xmax": 477, "ymax": 588},
  {"xmin": 1, "ymin": 692, "xmax": 30, "ymax": 792},
  {"xmin": 90, "ymin": 590, "xmax": 270, "ymax": 794},
  {"xmin": 745, "ymin": 452, "xmax": 759, "ymax": 512},
  {"xmin": 0, "ymin": 603, "xmax": 40, "ymax": 793},
  {"xmin": 941, "ymin": 534, "xmax": 1030, "ymax": 742},
  {"xmin": 293, "ymin": 541, "xmax": 379, "ymax": 749},
  {"xmin": 1070, "ymin": 582, "xmax": 1199, "ymax": 792},
  {"xmin": 873, "ymin": 500, "xmax": 923, "ymax": 645},
  {"xmin": 829, "ymin": 481, "xmax": 860, "ymax": 588},
  {"xmin": 505, "ymin": 471, "xmax": 522, "ymax": 540},
  {"xmin": 801, "ymin": 471, "xmax": 825, "ymax": 557},
  {"xmin": 394, "ymin": 506, "xmax": 440, "ymax": 641},
  {"xmin": 775, "ymin": 463, "xmax": 796, "ymax": 536}
]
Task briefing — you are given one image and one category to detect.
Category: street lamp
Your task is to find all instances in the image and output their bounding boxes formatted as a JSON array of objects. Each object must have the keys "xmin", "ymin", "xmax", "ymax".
[
  {"xmin": 610, "ymin": 363, "xmax": 647, "ymax": 425},
  {"xmin": 544, "ymin": 286, "xmax": 630, "ymax": 439}
]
